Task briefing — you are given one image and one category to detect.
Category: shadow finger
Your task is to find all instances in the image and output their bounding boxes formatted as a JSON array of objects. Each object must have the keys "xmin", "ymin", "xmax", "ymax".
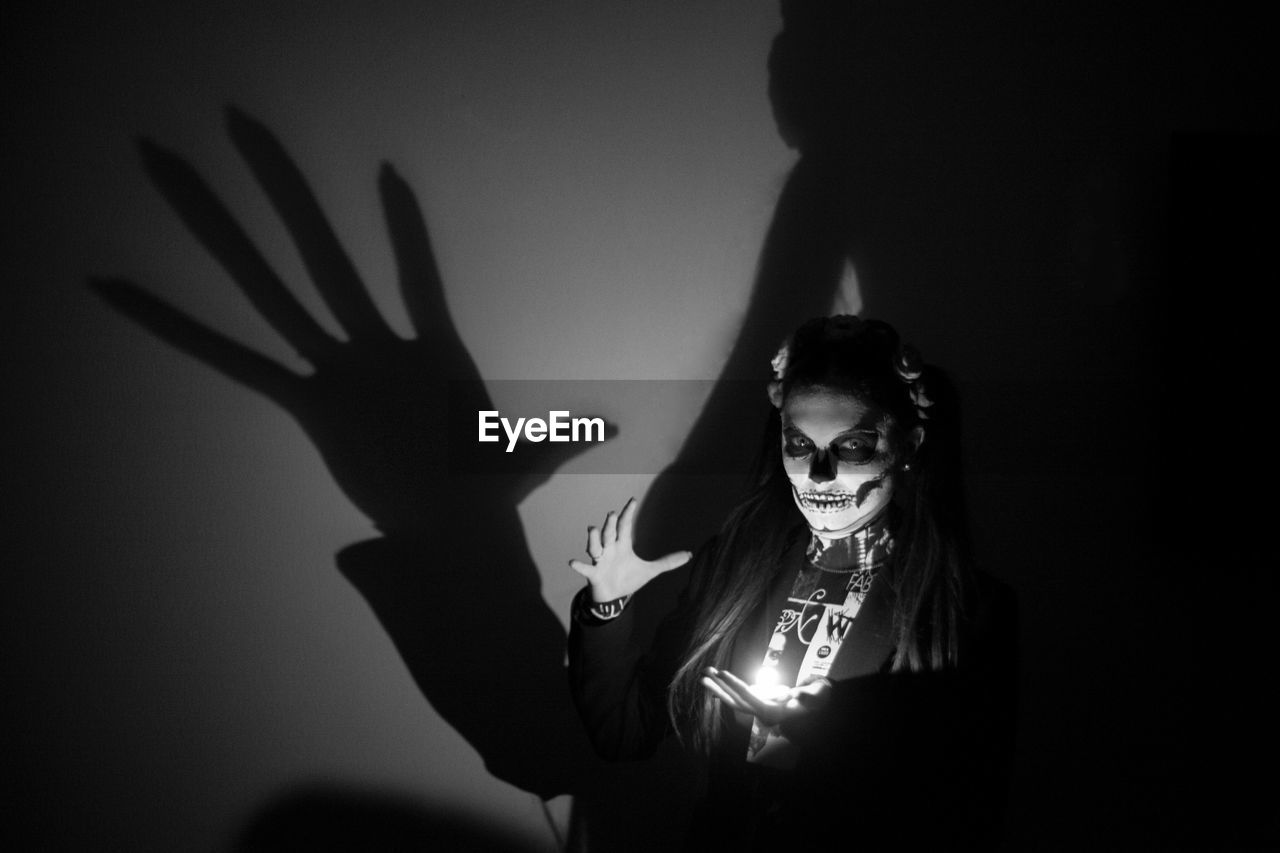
[
  {"xmin": 89, "ymin": 277, "xmax": 305, "ymax": 406},
  {"xmin": 136, "ymin": 138, "xmax": 341, "ymax": 366},
  {"xmin": 227, "ymin": 106, "xmax": 395, "ymax": 343},
  {"xmin": 378, "ymin": 163, "xmax": 458, "ymax": 344}
]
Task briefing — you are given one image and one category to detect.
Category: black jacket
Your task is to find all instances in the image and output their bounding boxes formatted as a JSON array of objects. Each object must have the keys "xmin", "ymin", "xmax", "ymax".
[{"xmin": 567, "ymin": 534, "xmax": 1017, "ymax": 850}]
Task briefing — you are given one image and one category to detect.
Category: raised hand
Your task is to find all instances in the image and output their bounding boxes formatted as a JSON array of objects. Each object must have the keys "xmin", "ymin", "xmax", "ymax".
[
  {"xmin": 701, "ymin": 666, "xmax": 832, "ymax": 727},
  {"xmin": 568, "ymin": 497, "xmax": 692, "ymax": 602},
  {"xmin": 89, "ymin": 108, "xmax": 613, "ymax": 797},
  {"xmin": 90, "ymin": 107, "xmax": 601, "ymax": 535}
]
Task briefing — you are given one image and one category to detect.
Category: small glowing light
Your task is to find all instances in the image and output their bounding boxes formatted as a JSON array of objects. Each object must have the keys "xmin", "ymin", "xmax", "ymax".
[
  {"xmin": 750, "ymin": 667, "xmax": 789, "ymax": 702},
  {"xmin": 755, "ymin": 667, "xmax": 779, "ymax": 687}
]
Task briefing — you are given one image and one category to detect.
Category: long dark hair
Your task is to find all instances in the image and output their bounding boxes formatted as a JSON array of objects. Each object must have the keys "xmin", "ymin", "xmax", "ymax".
[{"xmin": 666, "ymin": 316, "xmax": 974, "ymax": 753}]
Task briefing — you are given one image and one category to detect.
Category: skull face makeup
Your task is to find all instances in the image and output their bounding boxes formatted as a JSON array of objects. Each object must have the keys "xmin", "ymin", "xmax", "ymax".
[{"xmin": 780, "ymin": 386, "xmax": 920, "ymax": 540}]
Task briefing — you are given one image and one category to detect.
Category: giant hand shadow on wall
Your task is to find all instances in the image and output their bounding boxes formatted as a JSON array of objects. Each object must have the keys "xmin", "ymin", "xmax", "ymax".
[
  {"xmin": 92, "ymin": 107, "xmax": 616, "ymax": 800},
  {"xmin": 91, "ymin": 0, "xmax": 1179, "ymax": 845},
  {"xmin": 92, "ymin": 98, "xmax": 850, "ymax": 848}
]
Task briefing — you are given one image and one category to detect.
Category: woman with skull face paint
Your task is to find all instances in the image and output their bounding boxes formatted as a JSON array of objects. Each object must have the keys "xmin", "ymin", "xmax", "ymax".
[{"xmin": 567, "ymin": 316, "xmax": 1017, "ymax": 849}]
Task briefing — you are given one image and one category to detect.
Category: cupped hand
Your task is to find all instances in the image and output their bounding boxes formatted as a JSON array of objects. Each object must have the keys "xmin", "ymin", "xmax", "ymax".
[
  {"xmin": 701, "ymin": 666, "xmax": 832, "ymax": 727},
  {"xmin": 568, "ymin": 497, "xmax": 691, "ymax": 602}
]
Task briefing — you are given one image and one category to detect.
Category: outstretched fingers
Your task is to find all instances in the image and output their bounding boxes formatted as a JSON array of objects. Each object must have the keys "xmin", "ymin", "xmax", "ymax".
[
  {"xmin": 653, "ymin": 549, "xmax": 693, "ymax": 573},
  {"xmin": 567, "ymin": 558, "xmax": 595, "ymax": 580},
  {"xmin": 378, "ymin": 163, "xmax": 455, "ymax": 341},
  {"xmin": 616, "ymin": 496, "xmax": 638, "ymax": 543},
  {"xmin": 89, "ymin": 277, "xmax": 305, "ymax": 406},
  {"xmin": 701, "ymin": 674, "xmax": 745, "ymax": 711},
  {"xmin": 136, "ymin": 138, "xmax": 340, "ymax": 365},
  {"xmin": 225, "ymin": 106, "xmax": 394, "ymax": 343},
  {"xmin": 709, "ymin": 668, "xmax": 771, "ymax": 716}
]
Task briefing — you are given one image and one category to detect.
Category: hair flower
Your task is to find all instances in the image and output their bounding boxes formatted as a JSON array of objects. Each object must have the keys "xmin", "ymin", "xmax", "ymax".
[
  {"xmin": 893, "ymin": 342, "xmax": 934, "ymax": 420},
  {"xmin": 766, "ymin": 341, "xmax": 790, "ymax": 409},
  {"xmin": 767, "ymin": 380, "xmax": 784, "ymax": 409},
  {"xmin": 908, "ymin": 383, "xmax": 934, "ymax": 419},
  {"xmin": 894, "ymin": 344, "xmax": 924, "ymax": 382},
  {"xmin": 770, "ymin": 342, "xmax": 790, "ymax": 380}
]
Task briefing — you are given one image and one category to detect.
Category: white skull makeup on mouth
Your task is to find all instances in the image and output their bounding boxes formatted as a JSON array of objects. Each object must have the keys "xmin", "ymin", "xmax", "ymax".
[{"xmin": 780, "ymin": 386, "xmax": 908, "ymax": 539}]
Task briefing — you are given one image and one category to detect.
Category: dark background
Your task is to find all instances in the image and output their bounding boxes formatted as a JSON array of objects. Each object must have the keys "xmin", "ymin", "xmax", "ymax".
[{"xmin": 3, "ymin": 1, "xmax": 1275, "ymax": 849}]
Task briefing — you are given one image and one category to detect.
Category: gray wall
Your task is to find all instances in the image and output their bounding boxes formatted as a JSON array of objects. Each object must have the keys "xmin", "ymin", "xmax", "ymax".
[
  {"xmin": 5, "ymin": 3, "xmax": 785, "ymax": 849},
  {"xmin": 4, "ymin": 1, "xmax": 1273, "ymax": 850}
]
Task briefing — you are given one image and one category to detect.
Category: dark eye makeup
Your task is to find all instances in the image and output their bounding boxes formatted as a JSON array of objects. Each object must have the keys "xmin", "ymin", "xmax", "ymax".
[
  {"xmin": 834, "ymin": 436, "xmax": 875, "ymax": 463},
  {"xmin": 783, "ymin": 434, "xmax": 814, "ymax": 457},
  {"xmin": 782, "ymin": 428, "xmax": 878, "ymax": 463}
]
